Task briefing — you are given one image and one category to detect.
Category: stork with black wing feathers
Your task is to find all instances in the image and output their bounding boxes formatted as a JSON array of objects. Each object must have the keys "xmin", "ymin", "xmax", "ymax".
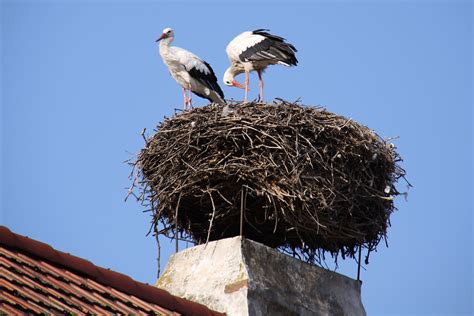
[
  {"xmin": 223, "ymin": 29, "xmax": 298, "ymax": 102},
  {"xmin": 157, "ymin": 27, "xmax": 225, "ymax": 110}
]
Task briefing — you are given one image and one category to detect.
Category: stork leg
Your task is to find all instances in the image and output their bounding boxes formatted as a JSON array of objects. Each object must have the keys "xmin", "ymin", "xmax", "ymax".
[
  {"xmin": 188, "ymin": 84, "xmax": 193, "ymax": 109},
  {"xmin": 182, "ymin": 87, "xmax": 188, "ymax": 111},
  {"xmin": 244, "ymin": 70, "xmax": 249, "ymax": 102},
  {"xmin": 257, "ymin": 70, "xmax": 264, "ymax": 102}
]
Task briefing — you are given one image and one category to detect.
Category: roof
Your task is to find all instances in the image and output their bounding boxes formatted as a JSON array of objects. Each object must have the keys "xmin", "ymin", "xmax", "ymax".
[{"xmin": 0, "ymin": 226, "xmax": 225, "ymax": 315}]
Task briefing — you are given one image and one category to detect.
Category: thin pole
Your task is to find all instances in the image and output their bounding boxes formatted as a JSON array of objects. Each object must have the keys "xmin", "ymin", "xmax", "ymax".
[
  {"xmin": 357, "ymin": 245, "xmax": 362, "ymax": 281},
  {"xmin": 240, "ymin": 187, "xmax": 244, "ymax": 236},
  {"xmin": 174, "ymin": 193, "xmax": 182, "ymax": 253},
  {"xmin": 175, "ymin": 221, "xmax": 178, "ymax": 253}
]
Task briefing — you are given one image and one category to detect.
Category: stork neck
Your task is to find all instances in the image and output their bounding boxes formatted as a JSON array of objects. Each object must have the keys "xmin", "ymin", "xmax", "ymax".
[
  {"xmin": 229, "ymin": 64, "xmax": 244, "ymax": 77},
  {"xmin": 159, "ymin": 37, "xmax": 173, "ymax": 54}
]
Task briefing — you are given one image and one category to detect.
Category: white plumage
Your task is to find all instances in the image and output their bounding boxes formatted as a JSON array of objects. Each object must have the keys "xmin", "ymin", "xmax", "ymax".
[
  {"xmin": 157, "ymin": 27, "xmax": 225, "ymax": 110},
  {"xmin": 226, "ymin": 32, "xmax": 267, "ymax": 63},
  {"xmin": 223, "ymin": 29, "xmax": 298, "ymax": 102}
]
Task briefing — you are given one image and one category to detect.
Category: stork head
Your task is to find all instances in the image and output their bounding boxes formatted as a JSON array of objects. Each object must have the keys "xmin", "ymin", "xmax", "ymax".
[
  {"xmin": 223, "ymin": 67, "xmax": 245, "ymax": 89},
  {"xmin": 156, "ymin": 27, "xmax": 174, "ymax": 42}
]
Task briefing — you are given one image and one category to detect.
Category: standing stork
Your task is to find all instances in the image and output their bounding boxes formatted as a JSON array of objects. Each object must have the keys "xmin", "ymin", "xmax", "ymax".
[
  {"xmin": 157, "ymin": 27, "xmax": 225, "ymax": 110},
  {"xmin": 223, "ymin": 29, "xmax": 298, "ymax": 102}
]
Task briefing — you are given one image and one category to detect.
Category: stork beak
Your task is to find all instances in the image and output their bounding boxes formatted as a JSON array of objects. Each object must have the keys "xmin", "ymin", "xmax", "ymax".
[
  {"xmin": 156, "ymin": 33, "xmax": 166, "ymax": 42},
  {"xmin": 232, "ymin": 80, "xmax": 245, "ymax": 89}
]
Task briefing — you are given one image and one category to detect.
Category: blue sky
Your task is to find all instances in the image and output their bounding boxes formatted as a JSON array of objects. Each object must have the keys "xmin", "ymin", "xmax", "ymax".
[{"xmin": 1, "ymin": 0, "xmax": 472, "ymax": 315}]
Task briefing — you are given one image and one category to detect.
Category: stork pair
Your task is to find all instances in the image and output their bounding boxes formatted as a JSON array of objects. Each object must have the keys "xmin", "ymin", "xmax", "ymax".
[{"xmin": 157, "ymin": 27, "xmax": 298, "ymax": 110}]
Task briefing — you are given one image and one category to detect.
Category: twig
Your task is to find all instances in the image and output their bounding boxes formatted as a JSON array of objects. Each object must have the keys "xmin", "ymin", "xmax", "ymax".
[
  {"xmin": 206, "ymin": 190, "xmax": 216, "ymax": 245},
  {"xmin": 174, "ymin": 193, "xmax": 182, "ymax": 253}
]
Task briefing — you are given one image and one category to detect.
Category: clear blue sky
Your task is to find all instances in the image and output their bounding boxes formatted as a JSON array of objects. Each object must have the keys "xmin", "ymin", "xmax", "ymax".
[{"xmin": 1, "ymin": 0, "xmax": 472, "ymax": 314}]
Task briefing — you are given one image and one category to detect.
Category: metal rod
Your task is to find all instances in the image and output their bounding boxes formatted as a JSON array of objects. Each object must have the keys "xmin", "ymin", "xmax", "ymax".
[
  {"xmin": 175, "ymin": 222, "xmax": 178, "ymax": 253},
  {"xmin": 174, "ymin": 193, "xmax": 182, "ymax": 253},
  {"xmin": 357, "ymin": 245, "xmax": 362, "ymax": 281},
  {"xmin": 240, "ymin": 187, "xmax": 244, "ymax": 236}
]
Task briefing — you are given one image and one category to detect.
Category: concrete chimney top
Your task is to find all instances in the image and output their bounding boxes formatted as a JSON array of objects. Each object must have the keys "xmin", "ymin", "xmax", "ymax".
[{"xmin": 156, "ymin": 237, "xmax": 366, "ymax": 316}]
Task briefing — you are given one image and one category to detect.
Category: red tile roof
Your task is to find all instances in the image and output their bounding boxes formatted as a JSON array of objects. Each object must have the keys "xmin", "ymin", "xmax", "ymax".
[{"xmin": 0, "ymin": 226, "xmax": 225, "ymax": 315}]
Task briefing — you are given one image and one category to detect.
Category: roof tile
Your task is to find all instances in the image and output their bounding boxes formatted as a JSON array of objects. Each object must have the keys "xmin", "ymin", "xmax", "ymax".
[{"xmin": 0, "ymin": 226, "xmax": 225, "ymax": 315}]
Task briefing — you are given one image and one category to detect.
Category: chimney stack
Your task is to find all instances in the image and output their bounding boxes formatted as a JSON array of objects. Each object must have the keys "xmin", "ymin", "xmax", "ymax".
[{"xmin": 156, "ymin": 237, "xmax": 366, "ymax": 316}]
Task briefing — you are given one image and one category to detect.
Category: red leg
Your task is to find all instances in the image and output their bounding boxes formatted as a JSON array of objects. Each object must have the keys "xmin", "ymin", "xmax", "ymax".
[
  {"xmin": 182, "ymin": 87, "xmax": 188, "ymax": 111},
  {"xmin": 244, "ymin": 71, "xmax": 249, "ymax": 102},
  {"xmin": 188, "ymin": 84, "xmax": 193, "ymax": 109},
  {"xmin": 257, "ymin": 70, "xmax": 264, "ymax": 102}
]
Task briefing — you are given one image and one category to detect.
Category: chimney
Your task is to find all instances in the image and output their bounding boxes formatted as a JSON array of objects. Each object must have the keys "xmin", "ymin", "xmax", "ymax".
[{"xmin": 156, "ymin": 237, "xmax": 366, "ymax": 316}]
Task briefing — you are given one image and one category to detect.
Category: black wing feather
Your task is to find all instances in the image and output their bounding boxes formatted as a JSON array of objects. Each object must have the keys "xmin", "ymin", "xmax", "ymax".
[
  {"xmin": 239, "ymin": 29, "xmax": 298, "ymax": 66},
  {"xmin": 187, "ymin": 61, "xmax": 225, "ymax": 100}
]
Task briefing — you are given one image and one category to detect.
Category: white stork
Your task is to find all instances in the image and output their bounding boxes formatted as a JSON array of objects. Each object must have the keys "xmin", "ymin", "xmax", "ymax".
[
  {"xmin": 156, "ymin": 27, "xmax": 225, "ymax": 110},
  {"xmin": 223, "ymin": 29, "xmax": 298, "ymax": 102}
]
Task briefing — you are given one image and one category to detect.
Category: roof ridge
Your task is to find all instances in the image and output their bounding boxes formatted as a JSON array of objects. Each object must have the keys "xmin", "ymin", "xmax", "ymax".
[{"xmin": 0, "ymin": 226, "xmax": 225, "ymax": 316}]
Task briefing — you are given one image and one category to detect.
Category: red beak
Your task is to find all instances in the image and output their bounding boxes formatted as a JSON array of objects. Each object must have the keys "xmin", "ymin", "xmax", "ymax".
[
  {"xmin": 156, "ymin": 33, "xmax": 167, "ymax": 42},
  {"xmin": 232, "ymin": 80, "xmax": 245, "ymax": 89}
]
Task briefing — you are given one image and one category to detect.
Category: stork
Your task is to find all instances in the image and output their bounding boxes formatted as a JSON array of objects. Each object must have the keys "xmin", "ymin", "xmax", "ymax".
[
  {"xmin": 223, "ymin": 29, "xmax": 298, "ymax": 102},
  {"xmin": 157, "ymin": 27, "xmax": 225, "ymax": 110}
]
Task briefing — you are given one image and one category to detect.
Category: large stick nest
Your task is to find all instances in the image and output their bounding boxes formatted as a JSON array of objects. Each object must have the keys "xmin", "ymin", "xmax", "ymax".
[{"xmin": 130, "ymin": 100, "xmax": 407, "ymax": 264}]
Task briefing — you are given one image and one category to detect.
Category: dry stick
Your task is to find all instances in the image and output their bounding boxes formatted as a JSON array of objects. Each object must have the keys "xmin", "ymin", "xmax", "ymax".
[
  {"xmin": 206, "ymin": 190, "xmax": 216, "ymax": 245},
  {"xmin": 154, "ymin": 225, "xmax": 161, "ymax": 278},
  {"xmin": 140, "ymin": 128, "xmax": 147, "ymax": 143},
  {"xmin": 174, "ymin": 193, "xmax": 182, "ymax": 253},
  {"xmin": 151, "ymin": 197, "xmax": 162, "ymax": 278}
]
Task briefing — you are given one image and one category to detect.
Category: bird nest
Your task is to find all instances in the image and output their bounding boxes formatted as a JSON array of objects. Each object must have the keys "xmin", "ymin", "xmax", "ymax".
[{"xmin": 128, "ymin": 100, "xmax": 407, "ymax": 265}]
